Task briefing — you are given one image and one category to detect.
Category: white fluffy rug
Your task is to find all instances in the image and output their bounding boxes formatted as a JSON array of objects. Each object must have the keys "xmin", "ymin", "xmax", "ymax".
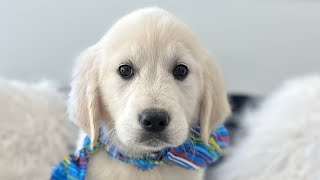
[
  {"xmin": 0, "ymin": 79, "xmax": 76, "ymax": 180},
  {"xmin": 209, "ymin": 75, "xmax": 320, "ymax": 180}
]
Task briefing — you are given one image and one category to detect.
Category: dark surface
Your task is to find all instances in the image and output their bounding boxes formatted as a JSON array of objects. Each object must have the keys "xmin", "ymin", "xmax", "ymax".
[
  {"xmin": 224, "ymin": 93, "xmax": 259, "ymax": 142},
  {"xmin": 207, "ymin": 93, "xmax": 259, "ymax": 171}
]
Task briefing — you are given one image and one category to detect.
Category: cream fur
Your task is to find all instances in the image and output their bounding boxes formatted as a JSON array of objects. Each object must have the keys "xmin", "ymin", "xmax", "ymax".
[
  {"xmin": 0, "ymin": 78, "xmax": 77, "ymax": 180},
  {"xmin": 209, "ymin": 75, "xmax": 320, "ymax": 180},
  {"xmin": 69, "ymin": 7, "xmax": 230, "ymax": 180}
]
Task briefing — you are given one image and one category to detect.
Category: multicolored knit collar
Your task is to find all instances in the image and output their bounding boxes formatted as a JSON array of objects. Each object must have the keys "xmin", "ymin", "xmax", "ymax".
[{"xmin": 51, "ymin": 125, "xmax": 229, "ymax": 180}]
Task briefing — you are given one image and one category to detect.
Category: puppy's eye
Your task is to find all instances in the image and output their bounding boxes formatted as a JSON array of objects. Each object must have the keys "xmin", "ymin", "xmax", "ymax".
[
  {"xmin": 173, "ymin": 64, "xmax": 189, "ymax": 80},
  {"xmin": 118, "ymin": 65, "xmax": 134, "ymax": 79}
]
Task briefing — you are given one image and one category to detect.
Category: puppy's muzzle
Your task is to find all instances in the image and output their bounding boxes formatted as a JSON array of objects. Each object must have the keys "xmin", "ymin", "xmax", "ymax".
[{"xmin": 139, "ymin": 108, "xmax": 170, "ymax": 133}]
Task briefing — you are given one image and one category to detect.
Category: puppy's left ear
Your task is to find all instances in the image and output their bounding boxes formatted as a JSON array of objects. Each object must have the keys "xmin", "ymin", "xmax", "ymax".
[{"xmin": 200, "ymin": 51, "xmax": 231, "ymax": 142}]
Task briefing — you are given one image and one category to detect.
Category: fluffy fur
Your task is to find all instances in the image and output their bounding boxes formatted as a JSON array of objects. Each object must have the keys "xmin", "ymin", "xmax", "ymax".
[
  {"xmin": 69, "ymin": 7, "xmax": 230, "ymax": 180},
  {"xmin": 208, "ymin": 75, "xmax": 320, "ymax": 180},
  {"xmin": 0, "ymin": 79, "xmax": 76, "ymax": 180}
]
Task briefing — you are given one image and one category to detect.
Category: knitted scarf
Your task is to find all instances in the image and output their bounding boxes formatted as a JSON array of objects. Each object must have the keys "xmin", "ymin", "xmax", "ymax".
[{"xmin": 50, "ymin": 125, "xmax": 229, "ymax": 180}]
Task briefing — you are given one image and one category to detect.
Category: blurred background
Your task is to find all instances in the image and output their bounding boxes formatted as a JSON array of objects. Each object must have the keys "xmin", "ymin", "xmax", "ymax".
[{"xmin": 0, "ymin": 0, "xmax": 319, "ymax": 95}]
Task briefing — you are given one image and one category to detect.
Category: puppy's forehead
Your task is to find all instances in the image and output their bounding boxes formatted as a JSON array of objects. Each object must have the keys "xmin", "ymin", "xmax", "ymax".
[{"xmin": 102, "ymin": 8, "xmax": 201, "ymax": 66}]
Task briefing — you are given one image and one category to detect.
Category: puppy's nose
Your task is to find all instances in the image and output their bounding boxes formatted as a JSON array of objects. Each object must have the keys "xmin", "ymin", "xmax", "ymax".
[{"xmin": 139, "ymin": 108, "xmax": 170, "ymax": 133}]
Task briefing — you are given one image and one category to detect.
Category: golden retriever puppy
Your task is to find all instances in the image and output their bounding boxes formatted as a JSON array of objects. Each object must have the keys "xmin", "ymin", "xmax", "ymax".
[{"xmin": 67, "ymin": 7, "xmax": 230, "ymax": 180}]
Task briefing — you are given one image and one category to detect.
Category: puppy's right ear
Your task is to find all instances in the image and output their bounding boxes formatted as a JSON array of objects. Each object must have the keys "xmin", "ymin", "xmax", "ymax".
[{"xmin": 68, "ymin": 46, "xmax": 101, "ymax": 145}]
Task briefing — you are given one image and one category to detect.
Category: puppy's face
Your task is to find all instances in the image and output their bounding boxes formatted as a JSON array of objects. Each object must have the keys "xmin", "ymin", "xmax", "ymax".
[
  {"xmin": 100, "ymin": 33, "xmax": 202, "ymax": 153},
  {"xmin": 70, "ymin": 8, "xmax": 230, "ymax": 155}
]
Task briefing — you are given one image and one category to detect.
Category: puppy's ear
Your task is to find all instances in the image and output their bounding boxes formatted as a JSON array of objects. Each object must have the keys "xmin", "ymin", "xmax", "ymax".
[
  {"xmin": 69, "ymin": 46, "xmax": 101, "ymax": 145},
  {"xmin": 200, "ymin": 51, "xmax": 231, "ymax": 142}
]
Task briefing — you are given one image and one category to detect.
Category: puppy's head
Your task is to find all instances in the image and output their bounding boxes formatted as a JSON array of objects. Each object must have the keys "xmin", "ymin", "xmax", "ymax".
[{"xmin": 69, "ymin": 8, "xmax": 230, "ymax": 154}]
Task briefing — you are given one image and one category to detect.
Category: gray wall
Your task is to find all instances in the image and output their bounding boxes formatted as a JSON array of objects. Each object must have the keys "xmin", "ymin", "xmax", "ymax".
[{"xmin": 0, "ymin": 0, "xmax": 319, "ymax": 94}]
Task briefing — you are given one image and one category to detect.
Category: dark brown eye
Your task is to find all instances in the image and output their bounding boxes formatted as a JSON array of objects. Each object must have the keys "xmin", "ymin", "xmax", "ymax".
[
  {"xmin": 118, "ymin": 65, "xmax": 134, "ymax": 79},
  {"xmin": 173, "ymin": 64, "xmax": 188, "ymax": 80}
]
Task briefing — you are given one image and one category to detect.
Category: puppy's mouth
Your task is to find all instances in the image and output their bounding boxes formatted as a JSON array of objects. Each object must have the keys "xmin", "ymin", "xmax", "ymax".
[{"xmin": 137, "ymin": 132, "xmax": 171, "ymax": 149}]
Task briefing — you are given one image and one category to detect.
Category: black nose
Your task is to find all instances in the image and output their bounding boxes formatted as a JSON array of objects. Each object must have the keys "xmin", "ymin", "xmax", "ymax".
[{"xmin": 139, "ymin": 108, "xmax": 170, "ymax": 133}]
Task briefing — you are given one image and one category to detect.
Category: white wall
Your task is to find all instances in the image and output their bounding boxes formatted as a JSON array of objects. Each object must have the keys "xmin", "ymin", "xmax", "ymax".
[{"xmin": 0, "ymin": 0, "xmax": 319, "ymax": 94}]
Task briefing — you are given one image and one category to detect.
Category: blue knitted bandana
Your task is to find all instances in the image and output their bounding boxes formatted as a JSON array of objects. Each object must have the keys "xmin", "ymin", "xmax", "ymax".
[{"xmin": 51, "ymin": 125, "xmax": 229, "ymax": 180}]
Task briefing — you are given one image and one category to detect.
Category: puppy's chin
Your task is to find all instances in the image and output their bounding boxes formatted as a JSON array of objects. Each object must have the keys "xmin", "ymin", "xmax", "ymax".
[
  {"xmin": 133, "ymin": 132, "xmax": 174, "ymax": 151},
  {"xmin": 135, "ymin": 139, "xmax": 171, "ymax": 152},
  {"xmin": 118, "ymin": 133, "xmax": 174, "ymax": 154}
]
